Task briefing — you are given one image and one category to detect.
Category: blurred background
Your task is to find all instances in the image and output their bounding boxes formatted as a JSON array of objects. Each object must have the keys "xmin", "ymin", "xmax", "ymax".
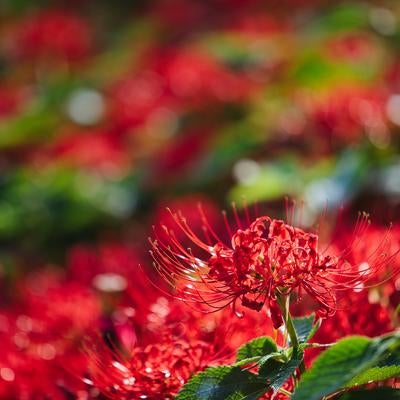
[
  {"xmin": 0, "ymin": 0, "xmax": 400, "ymax": 284},
  {"xmin": 1, "ymin": 1, "xmax": 400, "ymax": 397}
]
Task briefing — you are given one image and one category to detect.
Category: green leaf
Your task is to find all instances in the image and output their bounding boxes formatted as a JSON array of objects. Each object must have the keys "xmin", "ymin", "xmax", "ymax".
[
  {"xmin": 292, "ymin": 334, "xmax": 400, "ymax": 400},
  {"xmin": 176, "ymin": 366, "xmax": 268, "ymax": 400},
  {"xmin": 317, "ymin": 4, "xmax": 369, "ymax": 32},
  {"xmin": 236, "ymin": 337, "xmax": 278, "ymax": 362},
  {"xmin": 337, "ymin": 388, "xmax": 400, "ymax": 400},
  {"xmin": 258, "ymin": 351, "xmax": 287, "ymax": 367},
  {"xmin": 346, "ymin": 366, "xmax": 400, "ymax": 387},
  {"xmin": 259, "ymin": 347, "xmax": 304, "ymax": 394},
  {"xmin": 378, "ymin": 338, "xmax": 400, "ymax": 367},
  {"xmin": 292, "ymin": 314, "xmax": 317, "ymax": 344}
]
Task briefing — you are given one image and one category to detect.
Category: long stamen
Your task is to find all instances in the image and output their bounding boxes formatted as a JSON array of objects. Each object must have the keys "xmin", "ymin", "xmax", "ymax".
[{"xmin": 150, "ymin": 204, "xmax": 399, "ymax": 328}]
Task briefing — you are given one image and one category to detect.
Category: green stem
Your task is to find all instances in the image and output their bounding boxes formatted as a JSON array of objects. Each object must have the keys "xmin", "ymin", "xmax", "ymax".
[{"xmin": 276, "ymin": 293, "xmax": 306, "ymax": 375}]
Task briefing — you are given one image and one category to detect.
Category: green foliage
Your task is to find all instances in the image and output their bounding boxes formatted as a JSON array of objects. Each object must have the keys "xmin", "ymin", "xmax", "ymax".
[
  {"xmin": 179, "ymin": 326, "xmax": 400, "ymax": 400},
  {"xmin": 337, "ymin": 388, "xmax": 400, "ymax": 400},
  {"xmin": 180, "ymin": 334, "xmax": 306, "ymax": 399},
  {"xmin": 292, "ymin": 334, "xmax": 400, "ymax": 400},
  {"xmin": 259, "ymin": 347, "xmax": 304, "ymax": 394},
  {"xmin": 177, "ymin": 314, "xmax": 400, "ymax": 400},
  {"xmin": 317, "ymin": 4, "xmax": 369, "ymax": 32},
  {"xmin": 236, "ymin": 336, "xmax": 277, "ymax": 363},
  {"xmin": 176, "ymin": 366, "xmax": 268, "ymax": 400},
  {"xmin": 346, "ymin": 365, "xmax": 400, "ymax": 387},
  {"xmin": 0, "ymin": 101, "xmax": 59, "ymax": 148},
  {"xmin": 0, "ymin": 167, "xmax": 138, "ymax": 264},
  {"xmin": 292, "ymin": 314, "xmax": 317, "ymax": 344}
]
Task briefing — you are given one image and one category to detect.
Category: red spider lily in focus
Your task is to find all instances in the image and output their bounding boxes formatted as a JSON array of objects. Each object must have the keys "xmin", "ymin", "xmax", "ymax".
[
  {"xmin": 333, "ymin": 222, "xmax": 400, "ymax": 284},
  {"xmin": 152, "ymin": 195, "xmax": 220, "ymax": 244},
  {"xmin": 138, "ymin": 294, "xmax": 277, "ymax": 352},
  {"xmin": 150, "ymin": 205, "xmax": 399, "ymax": 328}
]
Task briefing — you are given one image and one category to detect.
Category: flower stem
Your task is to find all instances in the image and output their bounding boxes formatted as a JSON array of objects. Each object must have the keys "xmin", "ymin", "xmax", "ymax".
[
  {"xmin": 278, "ymin": 387, "xmax": 293, "ymax": 396},
  {"xmin": 276, "ymin": 293, "xmax": 306, "ymax": 375}
]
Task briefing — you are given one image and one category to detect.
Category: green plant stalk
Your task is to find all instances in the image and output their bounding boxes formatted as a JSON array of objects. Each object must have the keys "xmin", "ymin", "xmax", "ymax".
[{"xmin": 277, "ymin": 293, "xmax": 306, "ymax": 375}]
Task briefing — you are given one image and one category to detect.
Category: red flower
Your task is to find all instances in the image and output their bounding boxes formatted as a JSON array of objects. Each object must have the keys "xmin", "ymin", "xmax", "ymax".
[
  {"xmin": 37, "ymin": 129, "xmax": 128, "ymax": 174},
  {"xmin": 0, "ymin": 272, "xmax": 102, "ymax": 399},
  {"xmin": 9, "ymin": 10, "xmax": 92, "ymax": 62},
  {"xmin": 86, "ymin": 336, "xmax": 221, "ymax": 399},
  {"xmin": 152, "ymin": 195, "xmax": 220, "ymax": 244},
  {"xmin": 304, "ymin": 290, "xmax": 394, "ymax": 368},
  {"xmin": 314, "ymin": 291, "xmax": 393, "ymax": 344},
  {"xmin": 150, "ymin": 207, "xmax": 398, "ymax": 328},
  {"xmin": 305, "ymin": 86, "xmax": 387, "ymax": 143}
]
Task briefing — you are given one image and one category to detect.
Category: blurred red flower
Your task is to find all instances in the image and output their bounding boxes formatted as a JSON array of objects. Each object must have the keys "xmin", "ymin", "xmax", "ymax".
[{"xmin": 9, "ymin": 10, "xmax": 92, "ymax": 62}]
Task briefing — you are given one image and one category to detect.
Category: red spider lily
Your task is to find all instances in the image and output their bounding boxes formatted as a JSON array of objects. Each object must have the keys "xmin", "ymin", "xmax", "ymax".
[
  {"xmin": 67, "ymin": 243, "xmax": 163, "ymax": 326},
  {"xmin": 150, "ymin": 205, "xmax": 399, "ymax": 328},
  {"xmin": 304, "ymin": 85, "xmax": 387, "ymax": 143},
  {"xmin": 314, "ymin": 291, "xmax": 393, "ymax": 344},
  {"xmin": 67, "ymin": 243, "xmax": 143, "ymax": 286},
  {"xmin": 86, "ymin": 333, "xmax": 292, "ymax": 399},
  {"xmin": 333, "ymin": 222, "xmax": 400, "ymax": 284},
  {"xmin": 83, "ymin": 280, "xmax": 276, "ymax": 398},
  {"xmin": 152, "ymin": 195, "xmax": 220, "ymax": 244},
  {"xmin": 85, "ymin": 336, "xmax": 224, "ymax": 399},
  {"xmin": 139, "ymin": 294, "xmax": 277, "ymax": 353},
  {"xmin": 34, "ymin": 129, "xmax": 128, "ymax": 174},
  {"xmin": 159, "ymin": 50, "xmax": 253, "ymax": 103},
  {"xmin": 109, "ymin": 48, "xmax": 254, "ymax": 134},
  {"xmin": 14, "ymin": 270, "xmax": 102, "ymax": 336},
  {"xmin": 152, "ymin": 126, "xmax": 214, "ymax": 178},
  {"xmin": 8, "ymin": 9, "xmax": 92, "ymax": 62},
  {"xmin": 0, "ymin": 327, "xmax": 90, "ymax": 400},
  {"xmin": 0, "ymin": 273, "xmax": 102, "ymax": 399},
  {"xmin": 304, "ymin": 290, "xmax": 394, "ymax": 368}
]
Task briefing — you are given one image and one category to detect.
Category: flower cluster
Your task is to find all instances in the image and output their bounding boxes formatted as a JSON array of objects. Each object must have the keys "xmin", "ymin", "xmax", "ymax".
[
  {"xmin": 151, "ymin": 208, "xmax": 398, "ymax": 328},
  {"xmin": 0, "ymin": 207, "xmax": 397, "ymax": 398},
  {"xmin": 0, "ymin": 1, "xmax": 400, "ymax": 398},
  {"xmin": 86, "ymin": 337, "xmax": 219, "ymax": 399}
]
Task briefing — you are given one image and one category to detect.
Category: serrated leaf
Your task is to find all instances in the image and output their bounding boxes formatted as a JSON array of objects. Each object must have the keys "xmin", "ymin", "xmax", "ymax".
[
  {"xmin": 259, "ymin": 347, "xmax": 304, "ymax": 394},
  {"xmin": 234, "ymin": 352, "xmax": 284, "ymax": 368},
  {"xmin": 292, "ymin": 314, "xmax": 317, "ymax": 344},
  {"xmin": 337, "ymin": 388, "xmax": 400, "ymax": 399},
  {"xmin": 176, "ymin": 366, "xmax": 268, "ymax": 400},
  {"xmin": 346, "ymin": 365, "xmax": 400, "ymax": 387},
  {"xmin": 236, "ymin": 337, "xmax": 277, "ymax": 362},
  {"xmin": 258, "ymin": 351, "xmax": 287, "ymax": 367},
  {"xmin": 234, "ymin": 357, "xmax": 264, "ymax": 368},
  {"xmin": 292, "ymin": 334, "xmax": 400, "ymax": 400}
]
